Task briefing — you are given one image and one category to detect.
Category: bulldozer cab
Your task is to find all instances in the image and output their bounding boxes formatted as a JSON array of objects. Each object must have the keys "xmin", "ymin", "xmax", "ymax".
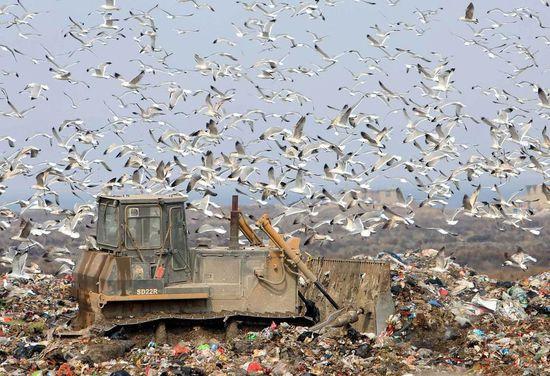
[{"xmin": 96, "ymin": 195, "xmax": 191, "ymax": 284}]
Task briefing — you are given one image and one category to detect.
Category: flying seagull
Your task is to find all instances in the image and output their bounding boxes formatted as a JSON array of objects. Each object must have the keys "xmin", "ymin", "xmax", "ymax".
[
  {"xmin": 460, "ymin": 3, "xmax": 478, "ymax": 23},
  {"xmin": 502, "ymin": 247, "xmax": 537, "ymax": 270}
]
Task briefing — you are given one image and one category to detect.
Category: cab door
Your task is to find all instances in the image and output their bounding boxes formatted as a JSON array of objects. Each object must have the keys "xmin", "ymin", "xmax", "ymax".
[{"xmin": 168, "ymin": 206, "xmax": 191, "ymax": 283}]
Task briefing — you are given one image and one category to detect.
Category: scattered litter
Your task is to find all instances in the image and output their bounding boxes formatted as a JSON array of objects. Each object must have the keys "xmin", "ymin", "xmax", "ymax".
[{"xmin": 0, "ymin": 253, "xmax": 547, "ymax": 375}]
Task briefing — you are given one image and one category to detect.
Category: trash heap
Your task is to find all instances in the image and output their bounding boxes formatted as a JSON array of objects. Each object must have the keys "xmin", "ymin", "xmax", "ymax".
[{"xmin": 0, "ymin": 250, "xmax": 548, "ymax": 375}]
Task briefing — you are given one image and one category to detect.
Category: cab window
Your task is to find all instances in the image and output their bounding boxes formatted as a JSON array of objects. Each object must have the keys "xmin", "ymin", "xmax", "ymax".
[
  {"xmin": 126, "ymin": 206, "xmax": 161, "ymax": 249},
  {"xmin": 97, "ymin": 203, "xmax": 118, "ymax": 246},
  {"xmin": 170, "ymin": 207, "xmax": 186, "ymax": 250}
]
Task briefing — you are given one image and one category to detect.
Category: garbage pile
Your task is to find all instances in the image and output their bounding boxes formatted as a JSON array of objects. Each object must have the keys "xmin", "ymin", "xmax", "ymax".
[{"xmin": 0, "ymin": 250, "xmax": 548, "ymax": 375}]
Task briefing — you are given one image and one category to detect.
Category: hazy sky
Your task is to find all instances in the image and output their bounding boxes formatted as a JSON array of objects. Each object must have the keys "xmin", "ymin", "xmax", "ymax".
[{"xmin": 0, "ymin": 0, "xmax": 548, "ymax": 208}]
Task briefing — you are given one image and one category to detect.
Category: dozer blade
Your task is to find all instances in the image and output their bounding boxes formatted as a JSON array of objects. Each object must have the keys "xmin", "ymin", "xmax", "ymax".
[{"xmin": 303, "ymin": 257, "xmax": 394, "ymax": 335}]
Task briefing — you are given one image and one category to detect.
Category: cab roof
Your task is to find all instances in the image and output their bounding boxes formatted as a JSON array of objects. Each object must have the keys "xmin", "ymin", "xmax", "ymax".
[{"xmin": 98, "ymin": 194, "xmax": 187, "ymax": 204}]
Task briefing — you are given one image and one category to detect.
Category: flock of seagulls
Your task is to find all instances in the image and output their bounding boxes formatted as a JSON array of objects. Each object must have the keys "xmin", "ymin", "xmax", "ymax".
[{"xmin": 0, "ymin": 0, "xmax": 548, "ymax": 275}]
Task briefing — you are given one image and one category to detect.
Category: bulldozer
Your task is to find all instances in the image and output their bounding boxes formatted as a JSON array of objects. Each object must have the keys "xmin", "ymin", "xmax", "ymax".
[{"xmin": 65, "ymin": 194, "xmax": 393, "ymax": 339}]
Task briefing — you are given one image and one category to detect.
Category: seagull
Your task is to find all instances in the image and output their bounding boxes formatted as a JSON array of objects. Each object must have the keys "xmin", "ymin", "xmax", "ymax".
[
  {"xmin": 432, "ymin": 68, "xmax": 455, "ymax": 92},
  {"xmin": 100, "ymin": 13, "xmax": 119, "ymax": 29},
  {"xmin": 44, "ymin": 256, "xmax": 75, "ymax": 267},
  {"xmin": 431, "ymin": 247, "xmax": 455, "ymax": 272},
  {"xmin": 313, "ymin": 43, "xmax": 345, "ymax": 67},
  {"xmin": 160, "ymin": 8, "xmax": 194, "ymax": 19},
  {"xmin": 196, "ymin": 223, "xmax": 226, "ymax": 234},
  {"xmin": 179, "ymin": 0, "xmax": 215, "ymax": 12},
  {"xmin": 113, "ymin": 70, "xmax": 146, "ymax": 89},
  {"xmin": 502, "ymin": 247, "xmax": 537, "ymax": 270},
  {"xmin": 443, "ymin": 208, "xmax": 463, "ymax": 225},
  {"xmin": 87, "ymin": 62, "xmax": 112, "ymax": 78},
  {"xmin": 0, "ymin": 136, "xmax": 15, "ymax": 147},
  {"xmin": 0, "ymin": 43, "xmax": 23, "ymax": 61},
  {"xmin": 63, "ymin": 92, "xmax": 90, "ymax": 109},
  {"xmin": 168, "ymin": 85, "xmax": 186, "ymax": 110},
  {"xmin": 366, "ymin": 34, "xmax": 389, "ymax": 48},
  {"xmin": 289, "ymin": 169, "xmax": 312, "ymax": 195},
  {"xmin": 101, "ymin": 0, "xmax": 119, "ymax": 11},
  {"xmin": 1, "ymin": 89, "xmax": 35, "ymax": 118},
  {"xmin": 10, "ymin": 218, "xmax": 32, "ymax": 242},
  {"xmin": 462, "ymin": 185, "xmax": 481, "ymax": 213},
  {"xmin": 0, "ymin": 3, "xmax": 15, "ymax": 16},
  {"xmin": 19, "ymin": 83, "xmax": 49, "ymax": 100},
  {"xmin": 395, "ymin": 187, "xmax": 413, "ymax": 208},
  {"xmin": 460, "ymin": 3, "xmax": 479, "ymax": 23},
  {"xmin": 8, "ymin": 250, "xmax": 30, "ymax": 280}
]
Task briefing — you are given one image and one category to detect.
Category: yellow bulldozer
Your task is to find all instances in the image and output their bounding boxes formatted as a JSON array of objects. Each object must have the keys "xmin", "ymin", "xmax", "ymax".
[{"xmin": 63, "ymin": 194, "xmax": 393, "ymax": 338}]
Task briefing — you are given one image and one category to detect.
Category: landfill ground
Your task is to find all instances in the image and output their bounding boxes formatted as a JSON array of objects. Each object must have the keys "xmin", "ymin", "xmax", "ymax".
[{"xmin": 0, "ymin": 250, "xmax": 548, "ymax": 376}]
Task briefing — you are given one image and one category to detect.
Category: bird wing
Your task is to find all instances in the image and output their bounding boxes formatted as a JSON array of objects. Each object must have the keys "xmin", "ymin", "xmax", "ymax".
[
  {"xmin": 205, "ymin": 94, "xmax": 214, "ymax": 112},
  {"xmin": 267, "ymin": 166, "xmax": 276, "ymax": 185},
  {"xmin": 314, "ymin": 44, "xmax": 331, "ymax": 59},
  {"xmin": 542, "ymin": 183, "xmax": 550, "ymax": 201},
  {"xmin": 19, "ymin": 219, "xmax": 32, "ymax": 238},
  {"xmin": 510, "ymin": 252, "xmax": 524, "ymax": 265},
  {"xmin": 378, "ymin": 80, "xmax": 394, "ymax": 95},
  {"xmin": 35, "ymin": 170, "xmax": 47, "ymax": 187},
  {"xmin": 30, "ymin": 85, "xmax": 41, "ymax": 98},
  {"xmin": 235, "ymin": 140, "xmax": 246, "ymax": 155},
  {"xmin": 10, "ymin": 252, "xmax": 28, "ymax": 276},
  {"xmin": 129, "ymin": 70, "xmax": 145, "ymax": 85},
  {"xmin": 367, "ymin": 34, "xmax": 379, "ymax": 45},
  {"xmin": 263, "ymin": 19, "xmax": 275, "ymax": 35},
  {"xmin": 538, "ymin": 87, "xmax": 548, "ymax": 105},
  {"xmin": 206, "ymin": 119, "xmax": 219, "ymax": 135},
  {"xmin": 396, "ymin": 187, "xmax": 406, "ymax": 204},
  {"xmin": 293, "ymin": 116, "xmax": 306, "ymax": 138},
  {"xmin": 462, "ymin": 194, "xmax": 472, "ymax": 210},
  {"xmin": 6, "ymin": 99, "xmax": 19, "ymax": 115},
  {"xmin": 470, "ymin": 184, "xmax": 481, "ymax": 206},
  {"xmin": 294, "ymin": 169, "xmax": 304, "ymax": 188},
  {"xmin": 465, "ymin": 2, "xmax": 474, "ymax": 20}
]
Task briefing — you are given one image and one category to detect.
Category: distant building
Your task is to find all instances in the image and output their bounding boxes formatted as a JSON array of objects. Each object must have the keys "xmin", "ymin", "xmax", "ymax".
[{"xmin": 520, "ymin": 184, "xmax": 549, "ymax": 210}]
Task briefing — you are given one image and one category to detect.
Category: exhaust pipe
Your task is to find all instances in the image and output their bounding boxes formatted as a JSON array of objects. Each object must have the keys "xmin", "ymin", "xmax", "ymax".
[{"xmin": 229, "ymin": 195, "xmax": 239, "ymax": 249}]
